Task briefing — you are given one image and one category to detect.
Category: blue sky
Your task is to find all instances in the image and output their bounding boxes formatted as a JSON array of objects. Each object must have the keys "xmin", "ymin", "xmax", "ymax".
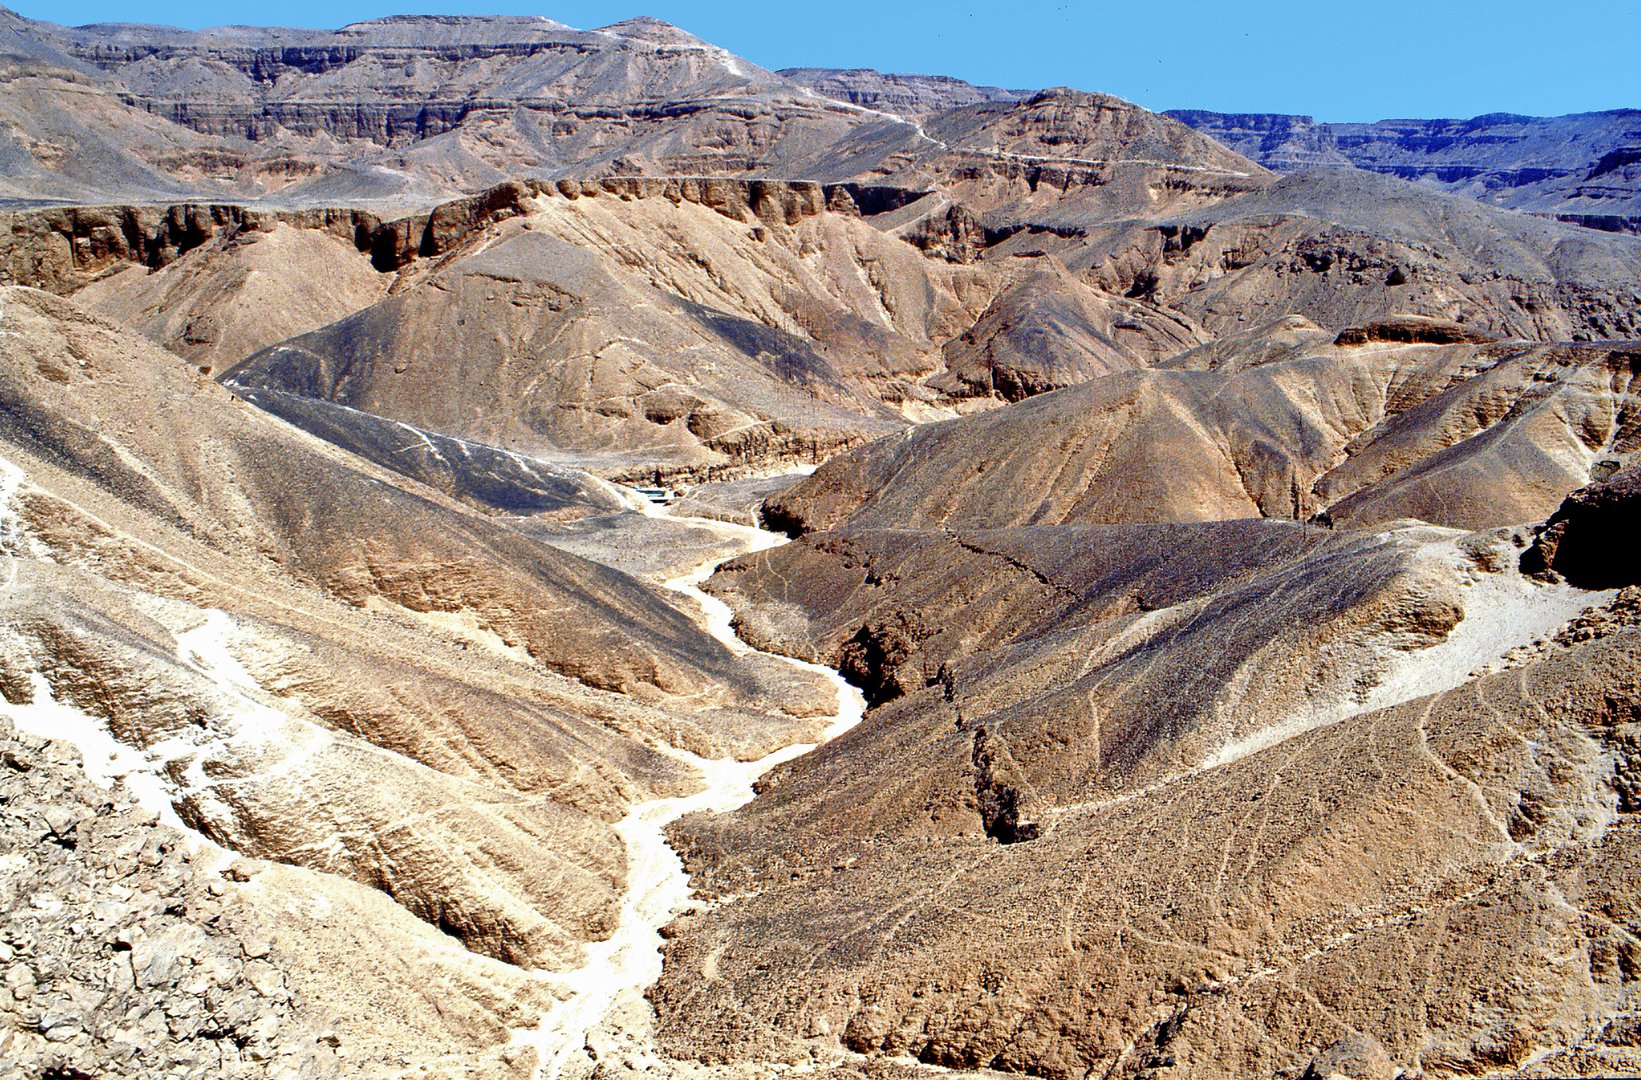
[{"xmin": 18, "ymin": 0, "xmax": 1638, "ymax": 122}]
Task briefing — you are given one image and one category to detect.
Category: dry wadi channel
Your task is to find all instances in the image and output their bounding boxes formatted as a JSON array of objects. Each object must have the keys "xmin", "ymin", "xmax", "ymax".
[
  {"xmin": 0, "ymin": 466, "xmax": 867, "ymax": 1078},
  {"xmin": 510, "ymin": 492, "xmax": 869, "ymax": 1078}
]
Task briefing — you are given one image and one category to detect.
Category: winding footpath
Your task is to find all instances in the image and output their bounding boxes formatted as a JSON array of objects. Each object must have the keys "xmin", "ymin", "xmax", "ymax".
[{"xmin": 513, "ymin": 495, "xmax": 867, "ymax": 1080}]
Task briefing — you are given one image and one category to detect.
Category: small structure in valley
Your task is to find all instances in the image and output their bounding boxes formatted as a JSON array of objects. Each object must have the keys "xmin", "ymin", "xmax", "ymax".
[{"xmin": 635, "ymin": 485, "xmax": 680, "ymax": 504}]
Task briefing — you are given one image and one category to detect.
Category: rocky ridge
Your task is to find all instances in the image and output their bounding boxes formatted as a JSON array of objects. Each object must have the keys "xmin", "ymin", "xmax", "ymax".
[
  {"xmin": 5, "ymin": 159, "xmax": 1636, "ymax": 488},
  {"xmin": 1168, "ymin": 108, "xmax": 1641, "ymax": 232},
  {"xmin": 766, "ymin": 333, "xmax": 1641, "ymax": 535},
  {"xmin": 777, "ymin": 68, "xmax": 1026, "ymax": 119}
]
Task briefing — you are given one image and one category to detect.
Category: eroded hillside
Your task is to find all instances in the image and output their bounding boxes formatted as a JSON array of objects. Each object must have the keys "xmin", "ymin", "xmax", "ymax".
[{"xmin": 0, "ymin": 9, "xmax": 1638, "ymax": 1080}]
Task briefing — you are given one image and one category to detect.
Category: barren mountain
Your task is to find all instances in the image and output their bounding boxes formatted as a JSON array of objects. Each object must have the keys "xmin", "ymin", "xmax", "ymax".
[
  {"xmin": 0, "ymin": 285, "xmax": 839, "ymax": 986},
  {"xmin": 0, "ymin": 9, "xmax": 212, "ymax": 206},
  {"xmin": 767, "ymin": 329, "xmax": 1641, "ymax": 534},
  {"xmin": 31, "ymin": 155, "xmax": 1637, "ymax": 489},
  {"xmin": 778, "ymin": 67, "xmax": 1026, "ymax": 119},
  {"xmin": 796, "ymin": 68, "xmax": 1641, "ymax": 236},
  {"xmin": 1040, "ymin": 169, "xmax": 1641, "ymax": 343},
  {"xmin": 73, "ymin": 222, "xmax": 391, "ymax": 371},
  {"xmin": 217, "ymin": 179, "xmax": 959, "ymax": 480},
  {"xmin": 1, "ymin": 9, "xmax": 1639, "ymax": 1080},
  {"xmin": 0, "ymin": 8, "xmax": 1272, "ymax": 223},
  {"xmin": 1169, "ymin": 108, "xmax": 1641, "ymax": 232},
  {"xmin": 660, "ymin": 583, "xmax": 1641, "ymax": 1075},
  {"xmin": 0, "ymin": 8, "xmax": 850, "ymax": 207},
  {"xmin": 660, "ymin": 353, "xmax": 1641, "ymax": 1078}
]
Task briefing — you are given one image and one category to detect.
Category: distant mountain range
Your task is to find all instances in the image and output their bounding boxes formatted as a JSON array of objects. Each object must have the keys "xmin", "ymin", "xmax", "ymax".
[
  {"xmin": 1166, "ymin": 108, "xmax": 1641, "ymax": 231},
  {"xmin": 0, "ymin": 5, "xmax": 1634, "ymax": 233},
  {"xmin": 782, "ymin": 68, "xmax": 1641, "ymax": 233}
]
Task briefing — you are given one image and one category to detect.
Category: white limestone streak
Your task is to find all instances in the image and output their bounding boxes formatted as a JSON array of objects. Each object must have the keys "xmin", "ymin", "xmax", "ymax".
[
  {"xmin": 0, "ymin": 452, "xmax": 35, "ymax": 585},
  {"xmin": 0, "ymin": 672, "xmax": 190, "ymax": 833},
  {"xmin": 0, "ymin": 453, "xmax": 193, "ymax": 831},
  {"xmin": 1199, "ymin": 536, "xmax": 1612, "ymax": 772}
]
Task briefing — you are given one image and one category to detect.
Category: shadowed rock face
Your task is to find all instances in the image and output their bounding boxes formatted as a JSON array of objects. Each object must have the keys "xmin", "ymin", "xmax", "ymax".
[
  {"xmin": 1332, "ymin": 314, "xmax": 1499, "ymax": 347},
  {"xmin": 937, "ymin": 261, "xmax": 1207, "ymax": 400},
  {"xmin": 70, "ymin": 223, "xmax": 391, "ymax": 372},
  {"xmin": 226, "ymin": 386, "xmax": 630, "ymax": 517},
  {"xmin": 1524, "ymin": 462, "xmax": 1641, "ymax": 588}
]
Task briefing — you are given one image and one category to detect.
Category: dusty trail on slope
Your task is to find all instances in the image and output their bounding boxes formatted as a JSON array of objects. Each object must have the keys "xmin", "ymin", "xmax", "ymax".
[{"xmin": 513, "ymin": 489, "xmax": 867, "ymax": 1080}]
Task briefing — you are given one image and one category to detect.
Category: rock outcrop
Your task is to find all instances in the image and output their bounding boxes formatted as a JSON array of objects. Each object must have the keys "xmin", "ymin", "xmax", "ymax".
[
  {"xmin": 1523, "ymin": 461, "xmax": 1641, "ymax": 588},
  {"xmin": 0, "ymin": 717, "xmax": 560, "ymax": 1079},
  {"xmin": 778, "ymin": 68, "xmax": 1026, "ymax": 119},
  {"xmin": 0, "ymin": 720, "xmax": 342, "ymax": 1078}
]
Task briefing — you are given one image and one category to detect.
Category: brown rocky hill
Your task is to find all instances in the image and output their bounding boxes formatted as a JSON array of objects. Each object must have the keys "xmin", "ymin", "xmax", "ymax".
[
  {"xmin": 830, "ymin": 86, "xmax": 1272, "ymax": 225},
  {"xmin": 767, "ymin": 328, "xmax": 1641, "ymax": 535},
  {"xmin": 659, "ymin": 596, "xmax": 1641, "ymax": 1075},
  {"xmin": 216, "ymin": 179, "xmax": 967, "ymax": 481},
  {"xmin": 937, "ymin": 259, "xmax": 1207, "ymax": 400},
  {"xmin": 651, "ymin": 367, "xmax": 1641, "ymax": 1079},
  {"xmin": 1069, "ymin": 170, "xmax": 1641, "ymax": 342},
  {"xmin": 0, "ymin": 285, "xmax": 834, "ymax": 985},
  {"xmin": 72, "ymin": 222, "xmax": 391, "ymax": 372}
]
